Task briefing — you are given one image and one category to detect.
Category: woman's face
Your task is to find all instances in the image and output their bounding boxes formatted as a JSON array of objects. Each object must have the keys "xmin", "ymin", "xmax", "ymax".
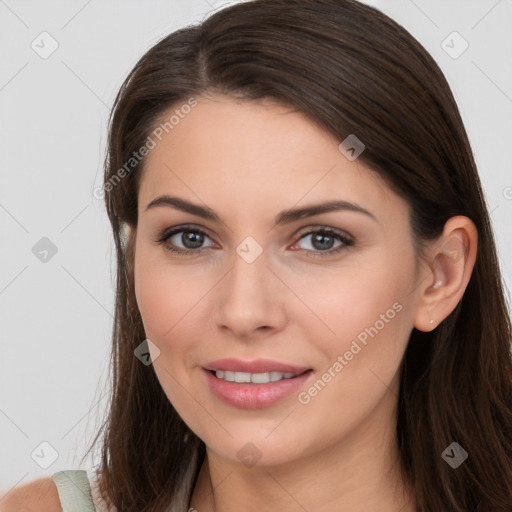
[{"xmin": 133, "ymin": 94, "xmax": 425, "ymax": 467}]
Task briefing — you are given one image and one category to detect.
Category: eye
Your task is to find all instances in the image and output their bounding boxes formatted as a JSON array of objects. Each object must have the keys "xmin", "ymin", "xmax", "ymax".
[
  {"xmin": 155, "ymin": 225, "xmax": 216, "ymax": 255},
  {"xmin": 155, "ymin": 225, "xmax": 354, "ymax": 257},
  {"xmin": 291, "ymin": 227, "xmax": 354, "ymax": 257}
]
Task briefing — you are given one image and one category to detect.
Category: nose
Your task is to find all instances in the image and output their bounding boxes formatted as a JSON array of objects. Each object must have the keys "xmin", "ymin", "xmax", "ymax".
[{"xmin": 213, "ymin": 248, "xmax": 287, "ymax": 339}]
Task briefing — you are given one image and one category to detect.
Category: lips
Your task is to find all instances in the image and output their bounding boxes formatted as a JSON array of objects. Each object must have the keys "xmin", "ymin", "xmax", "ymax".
[
  {"xmin": 203, "ymin": 358, "xmax": 312, "ymax": 375},
  {"xmin": 203, "ymin": 367, "xmax": 314, "ymax": 409}
]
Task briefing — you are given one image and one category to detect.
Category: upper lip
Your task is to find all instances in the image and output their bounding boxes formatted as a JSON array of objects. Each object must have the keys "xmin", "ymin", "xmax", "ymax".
[{"xmin": 203, "ymin": 358, "xmax": 312, "ymax": 374}]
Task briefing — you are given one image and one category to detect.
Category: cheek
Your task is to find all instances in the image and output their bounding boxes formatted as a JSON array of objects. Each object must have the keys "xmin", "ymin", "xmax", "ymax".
[
  {"xmin": 134, "ymin": 248, "xmax": 198, "ymax": 342},
  {"xmin": 294, "ymin": 251, "xmax": 410, "ymax": 347},
  {"xmin": 303, "ymin": 252, "xmax": 414, "ymax": 412},
  {"xmin": 134, "ymin": 259, "xmax": 173, "ymax": 341},
  {"xmin": 133, "ymin": 250, "xmax": 219, "ymax": 378},
  {"xmin": 133, "ymin": 252, "xmax": 200, "ymax": 408}
]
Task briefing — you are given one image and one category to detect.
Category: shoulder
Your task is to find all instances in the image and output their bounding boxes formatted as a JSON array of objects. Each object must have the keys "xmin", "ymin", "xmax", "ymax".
[{"xmin": 0, "ymin": 477, "xmax": 61, "ymax": 512}]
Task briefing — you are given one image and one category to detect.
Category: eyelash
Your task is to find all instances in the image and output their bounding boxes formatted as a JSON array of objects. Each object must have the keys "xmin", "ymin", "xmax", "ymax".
[{"xmin": 155, "ymin": 224, "xmax": 354, "ymax": 258}]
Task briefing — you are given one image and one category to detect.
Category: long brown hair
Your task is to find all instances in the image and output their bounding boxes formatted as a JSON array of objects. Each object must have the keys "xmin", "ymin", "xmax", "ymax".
[{"xmin": 84, "ymin": 0, "xmax": 512, "ymax": 510}]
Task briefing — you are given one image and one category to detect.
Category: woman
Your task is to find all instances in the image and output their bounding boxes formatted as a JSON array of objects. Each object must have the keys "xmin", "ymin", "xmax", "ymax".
[{"xmin": 4, "ymin": 0, "xmax": 512, "ymax": 510}]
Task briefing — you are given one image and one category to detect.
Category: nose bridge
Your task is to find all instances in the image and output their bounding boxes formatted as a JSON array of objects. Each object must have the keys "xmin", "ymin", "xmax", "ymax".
[
  {"xmin": 226, "ymin": 241, "xmax": 270, "ymax": 301},
  {"xmin": 214, "ymin": 240, "xmax": 285, "ymax": 334}
]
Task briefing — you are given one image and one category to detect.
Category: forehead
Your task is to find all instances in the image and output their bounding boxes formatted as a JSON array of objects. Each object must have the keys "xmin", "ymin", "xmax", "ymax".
[{"xmin": 138, "ymin": 95, "xmax": 406, "ymax": 223}]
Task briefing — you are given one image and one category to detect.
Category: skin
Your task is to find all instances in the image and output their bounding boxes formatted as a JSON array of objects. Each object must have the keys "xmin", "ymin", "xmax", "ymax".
[{"xmin": 131, "ymin": 94, "xmax": 477, "ymax": 512}]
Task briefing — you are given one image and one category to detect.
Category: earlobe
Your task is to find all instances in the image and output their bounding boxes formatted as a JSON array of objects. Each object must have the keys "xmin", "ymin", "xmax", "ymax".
[
  {"xmin": 122, "ymin": 222, "xmax": 133, "ymax": 239},
  {"xmin": 413, "ymin": 216, "xmax": 478, "ymax": 332},
  {"xmin": 122, "ymin": 223, "xmax": 137, "ymax": 248}
]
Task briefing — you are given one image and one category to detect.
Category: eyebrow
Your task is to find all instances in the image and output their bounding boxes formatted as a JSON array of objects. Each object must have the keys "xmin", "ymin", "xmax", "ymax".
[{"xmin": 144, "ymin": 195, "xmax": 377, "ymax": 225}]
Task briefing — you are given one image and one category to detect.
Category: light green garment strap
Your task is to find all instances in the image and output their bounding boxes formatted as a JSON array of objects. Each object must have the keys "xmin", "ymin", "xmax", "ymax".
[{"xmin": 51, "ymin": 470, "xmax": 96, "ymax": 512}]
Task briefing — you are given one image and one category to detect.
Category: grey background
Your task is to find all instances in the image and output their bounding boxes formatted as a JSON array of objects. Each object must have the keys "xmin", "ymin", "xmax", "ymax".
[{"xmin": 1, "ymin": 0, "xmax": 511, "ymax": 493}]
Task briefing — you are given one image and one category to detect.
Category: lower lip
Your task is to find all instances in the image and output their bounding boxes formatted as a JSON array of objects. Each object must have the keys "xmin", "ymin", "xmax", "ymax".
[{"xmin": 202, "ymin": 368, "xmax": 313, "ymax": 409}]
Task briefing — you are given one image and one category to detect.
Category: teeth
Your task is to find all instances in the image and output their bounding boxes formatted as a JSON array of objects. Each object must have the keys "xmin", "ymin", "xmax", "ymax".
[{"xmin": 214, "ymin": 370, "xmax": 299, "ymax": 383}]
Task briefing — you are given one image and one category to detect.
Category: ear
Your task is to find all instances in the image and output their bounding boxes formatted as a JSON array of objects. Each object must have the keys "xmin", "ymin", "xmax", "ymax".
[
  {"xmin": 413, "ymin": 215, "xmax": 478, "ymax": 332},
  {"xmin": 122, "ymin": 223, "xmax": 139, "ymax": 306},
  {"xmin": 121, "ymin": 223, "xmax": 137, "ymax": 276},
  {"xmin": 122, "ymin": 222, "xmax": 135, "ymax": 241}
]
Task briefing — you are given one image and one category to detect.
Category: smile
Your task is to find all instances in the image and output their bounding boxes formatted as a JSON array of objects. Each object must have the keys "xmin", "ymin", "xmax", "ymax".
[
  {"xmin": 203, "ymin": 368, "xmax": 314, "ymax": 409},
  {"xmin": 213, "ymin": 370, "xmax": 301, "ymax": 384}
]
